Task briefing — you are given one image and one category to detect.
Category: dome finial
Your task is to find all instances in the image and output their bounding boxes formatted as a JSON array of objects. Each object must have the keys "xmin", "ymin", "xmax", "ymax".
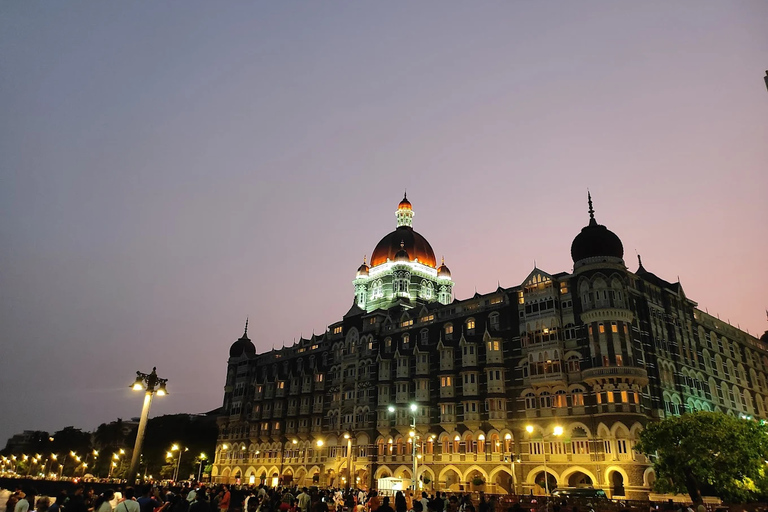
[
  {"xmin": 441, "ymin": 256, "xmax": 445, "ymax": 265},
  {"xmin": 587, "ymin": 190, "xmax": 597, "ymax": 226},
  {"xmin": 244, "ymin": 316, "xmax": 249, "ymax": 337},
  {"xmin": 363, "ymin": 255, "xmax": 367, "ymax": 265}
]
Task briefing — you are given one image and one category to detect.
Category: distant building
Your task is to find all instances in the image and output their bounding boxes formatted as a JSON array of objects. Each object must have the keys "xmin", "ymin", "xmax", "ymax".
[
  {"xmin": 213, "ymin": 194, "xmax": 768, "ymax": 499},
  {"xmin": 4, "ymin": 430, "xmax": 49, "ymax": 453}
]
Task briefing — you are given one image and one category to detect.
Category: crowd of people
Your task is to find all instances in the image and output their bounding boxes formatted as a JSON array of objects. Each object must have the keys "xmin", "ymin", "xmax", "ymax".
[
  {"xmin": 0, "ymin": 483, "xmax": 598, "ymax": 512},
  {"xmin": 0, "ymin": 483, "xmax": 754, "ymax": 512},
  {"xmin": 0, "ymin": 484, "xmax": 495, "ymax": 512}
]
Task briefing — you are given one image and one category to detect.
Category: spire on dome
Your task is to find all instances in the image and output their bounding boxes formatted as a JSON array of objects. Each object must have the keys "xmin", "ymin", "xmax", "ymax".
[
  {"xmin": 243, "ymin": 317, "xmax": 249, "ymax": 338},
  {"xmin": 396, "ymin": 193, "xmax": 414, "ymax": 227},
  {"xmin": 587, "ymin": 191, "xmax": 596, "ymax": 226}
]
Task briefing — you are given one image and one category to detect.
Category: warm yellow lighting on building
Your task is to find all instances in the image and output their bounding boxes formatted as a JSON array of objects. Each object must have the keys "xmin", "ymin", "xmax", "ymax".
[
  {"xmin": 553, "ymin": 426, "xmax": 564, "ymax": 436},
  {"xmin": 525, "ymin": 425, "xmax": 534, "ymax": 433}
]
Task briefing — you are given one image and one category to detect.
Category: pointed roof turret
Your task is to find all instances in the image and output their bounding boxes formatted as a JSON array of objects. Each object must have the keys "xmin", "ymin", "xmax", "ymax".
[
  {"xmin": 229, "ymin": 317, "xmax": 255, "ymax": 358},
  {"xmin": 570, "ymin": 191, "xmax": 624, "ymax": 263},
  {"xmin": 356, "ymin": 255, "xmax": 369, "ymax": 277},
  {"xmin": 437, "ymin": 256, "xmax": 451, "ymax": 278}
]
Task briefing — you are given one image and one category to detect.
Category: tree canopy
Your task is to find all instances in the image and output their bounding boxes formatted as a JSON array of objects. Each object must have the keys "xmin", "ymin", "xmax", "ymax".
[{"xmin": 636, "ymin": 411, "xmax": 768, "ymax": 503}]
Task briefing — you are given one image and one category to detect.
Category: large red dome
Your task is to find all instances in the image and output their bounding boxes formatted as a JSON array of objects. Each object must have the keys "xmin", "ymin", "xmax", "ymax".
[{"xmin": 370, "ymin": 226, "xmax": 437, "ymax": 268}]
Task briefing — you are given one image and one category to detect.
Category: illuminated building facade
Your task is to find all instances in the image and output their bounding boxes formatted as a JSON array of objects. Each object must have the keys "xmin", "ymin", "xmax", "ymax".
[{"xmin": 213, "ymin": 194, "xmax": 768, "ymax": 499}]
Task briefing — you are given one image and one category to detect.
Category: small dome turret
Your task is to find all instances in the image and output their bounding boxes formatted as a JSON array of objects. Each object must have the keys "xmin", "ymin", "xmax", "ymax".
[
  {"xmin": 570, "ymin": 192, "xmax": 624, "ymax": 263},
  {"xmin": 356, "ymin": 255, "xmax": 370, "ymax": 277},
  {"xmin": 229, "ymin": 319, "xmax": 256, "ymax": 358},
  {"xmin": 394, "ymin": 241, "xmax": 410, "ymax": 263},
  {"xmin": 437, "ymin": 256, "xmax": 451, "ymax": 278}
]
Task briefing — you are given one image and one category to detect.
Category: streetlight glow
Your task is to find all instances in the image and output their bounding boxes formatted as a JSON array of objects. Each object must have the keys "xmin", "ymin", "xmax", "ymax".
[
  {"xmin": 553, "ymin": 426, "xmax": 564, "ymax": 436},
  {"xmin": 525, "ymin": 425, "xmax": 534, "ymax": 433}
]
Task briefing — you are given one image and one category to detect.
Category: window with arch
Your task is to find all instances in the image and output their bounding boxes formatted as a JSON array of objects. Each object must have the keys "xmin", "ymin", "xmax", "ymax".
[
  {"xmin": 489, "ymin": 313, "xmax": 500, "ymax": 330},
  {"xmin": 566, "ymin": 355, "xmax": 581, "ymax": 373},
  {"xmin": 524, "ymin": 392, "xmax": 536, "ymax": 409},
  {"xmin": 370, "ymin": 280, "xmax": 384, "ymax": 300},
  {"xmin": 393, "ymin": 272, "xmax": 410, "ymax": 295},
  {"xmin": 466, "ymin": 318, "xmax": 476, "ymax": 332},
  {"xmin": 420, "ymin": 280, "xmax": 434, "ymax": 300}
]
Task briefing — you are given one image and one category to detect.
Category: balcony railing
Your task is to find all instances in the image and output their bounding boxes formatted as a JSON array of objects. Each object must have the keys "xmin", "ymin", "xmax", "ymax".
[{"xmin": 582, "ymin": 366, "xmax": 648, "ymax": 384}]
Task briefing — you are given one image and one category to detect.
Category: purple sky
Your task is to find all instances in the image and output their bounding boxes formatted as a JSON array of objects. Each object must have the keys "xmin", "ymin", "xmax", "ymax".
[{"xmin": 1, "ymin": 2, "xmax": 767, "ymax": 445}]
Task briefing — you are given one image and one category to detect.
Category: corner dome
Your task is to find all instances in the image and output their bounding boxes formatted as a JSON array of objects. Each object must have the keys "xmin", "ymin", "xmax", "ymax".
[
  {"xmin": 356, "ymin": 256, "xmax": 369, "ymax": 277},
  {"xmin": 437, "ymin": 257, "xmax": 451, "ymax": 278},
  {"xmin": 230, "ymin": 320, "xmax": 255, "ymax": 358},
  {"xmin": 570, "ymin": 193, "xmax": 624, "ymax": 263}
]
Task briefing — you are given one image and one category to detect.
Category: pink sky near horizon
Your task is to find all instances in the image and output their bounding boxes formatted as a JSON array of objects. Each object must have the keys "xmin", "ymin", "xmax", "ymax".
[{"xmin": 1, "ymin": 1, "xmax": 766, "ymax": 444}]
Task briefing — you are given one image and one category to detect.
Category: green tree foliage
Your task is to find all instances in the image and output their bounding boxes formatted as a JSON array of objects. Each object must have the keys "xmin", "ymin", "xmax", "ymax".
[{"xmin": 635, "ymin": 412, "xmax": 768, "ymax": 503}]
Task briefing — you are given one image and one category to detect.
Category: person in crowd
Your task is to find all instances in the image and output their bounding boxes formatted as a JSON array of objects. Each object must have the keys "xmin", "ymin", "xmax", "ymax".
[
  {"xmin": 189, "ymin": 491, "xmax": 210, "ymax": 512},
  {"xmin": 296, "ymin": 489, "xmax": 310, "ymax": 512},
  {"xmin": 84, "ymin": 489, "xmax": 95, "ymax": 512},
  {"xmin": 93, "ymin": 491, "xmax": 114, "ymax": 512},
  {"xmin": 47, "ymin": 492, "xmax": 68, "ymax": 512},
  {"xmin": 117, "ymin": 488, "xmax": 140, "ymax": 512},
  {"xmin": 365, "ymin": 492, "xmax": 379, "ymax": 512},
  {"xmin": 393, "ymin": 493, "xmax": 406, "ymax": 512},
  {"xmin": 137, "ymin": 486, "xmax": 161, "ymax": 512},
  {"xmin": 377, "ymin": 498, "xmax": 393, "ymax": 512},
  {"xmin": 15, "ymin": 491, "xmax": 30, "ymax": 512},
  {"xmin": 218, "ymin": 487, "xmax": 230, "ymax": 512},
  {"xmin": 66, "ymin": 486, "xmax": 88, "ymax": 512},
  {"xmin": 34, "ymin": 498, "xmax": 50, "ymax": 512}
]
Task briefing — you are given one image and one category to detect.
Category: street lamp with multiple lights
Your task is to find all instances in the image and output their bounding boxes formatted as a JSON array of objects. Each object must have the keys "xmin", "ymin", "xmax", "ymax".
[
  {"xmin": 169, "ymin": 444, "xmax": 188, "ymax": 481},
  {"xmin": 128, "ymin": 367, "xmax": 168, "ymax": 481},
  {"xmin": 196, "ymin": 453, "xmax": 208, "ymax": 482},
  {"xmin": 526, "ymin": 425, "xmax": 564, "ymax": 496},
  {"xmin": 388, "ymin": 403, "xmax": 422, "ymax": 492}
]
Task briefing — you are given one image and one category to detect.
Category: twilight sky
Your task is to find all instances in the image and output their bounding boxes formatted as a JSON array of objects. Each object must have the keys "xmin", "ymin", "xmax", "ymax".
[{"xmin": 1, "ymin": 2, "xmax": 767, "ymax": 445}]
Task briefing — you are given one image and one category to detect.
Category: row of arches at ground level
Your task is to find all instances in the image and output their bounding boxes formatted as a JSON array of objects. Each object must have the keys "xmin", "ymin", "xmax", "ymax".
[{"xmin": 213, "ymin": 464, "xmax": 651, "ymax": 499}]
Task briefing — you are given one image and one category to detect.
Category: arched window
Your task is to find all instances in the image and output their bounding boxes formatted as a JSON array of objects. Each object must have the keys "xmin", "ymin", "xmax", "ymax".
[
  {"xmin": 420, "ymin": 280, "xmax": 434, "ymax": 300},
  {"xmin": 476, "ymin": 435, "xmax": 485, "ymax": 454},
  {"xmin": 371, "ymin": 280, "xmax": 384, "ymax": 300},
  {"xmin": 524, "ymin": 392, "xmax": 536, "ymax": 409}
]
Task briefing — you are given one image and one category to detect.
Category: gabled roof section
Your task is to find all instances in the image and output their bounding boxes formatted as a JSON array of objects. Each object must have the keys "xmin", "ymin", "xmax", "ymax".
[
  {"xmin": 522, "ymin": 267, "xmax": 556, "ymax": 288},
  {"xmin": 344, "ymin": 301, "xmax": 365, "ymax": 319},
  {"xmin": 635, "ymin": 255, "xmax": 685, "ymax": 295}
]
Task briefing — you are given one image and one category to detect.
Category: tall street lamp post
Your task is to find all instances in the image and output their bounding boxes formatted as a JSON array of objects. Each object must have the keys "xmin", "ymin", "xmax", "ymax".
[
  {"xmin": 342, "ymin": 433, "xmax": 354, "ymax": 491},
  {"xmin": 128, "ymin": 367, "xmax": 168, "ymax": 481},
  {"xmin": 525, "ymin": 425, "xmax": 563, "ymax": 497},
  {"xmin": 170, "ymin": 444, "xmax": 188, "ymax": 481},
  {"xmin": 388, "ymin": 403, "xmax": 420, "ymax": 492},
  {"xmin": 196, "ymin": 453, "xmax": 207, "ymax": 482}
]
